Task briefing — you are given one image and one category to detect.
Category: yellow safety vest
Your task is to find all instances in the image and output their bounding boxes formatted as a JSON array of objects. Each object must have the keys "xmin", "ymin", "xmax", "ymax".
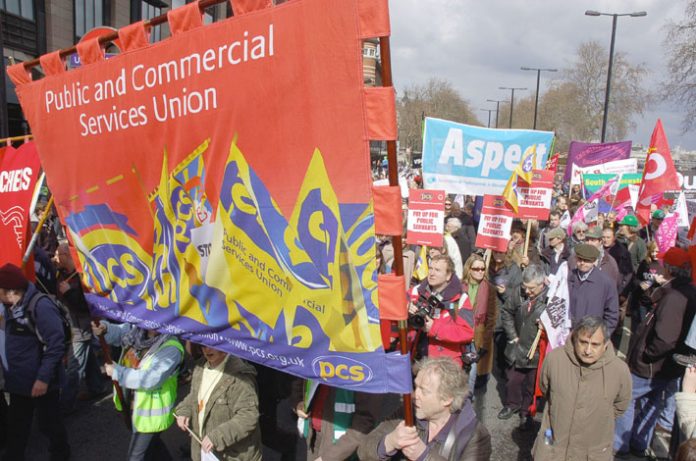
[{"xmin": 113, "ymin": 337, "xmax": 184, "ymax": 433}]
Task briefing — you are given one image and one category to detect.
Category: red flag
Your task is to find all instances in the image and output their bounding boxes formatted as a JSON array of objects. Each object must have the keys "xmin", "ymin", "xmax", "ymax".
[
  {"xmin": 528, "ymin": 331, "xmax": 548, "ymax": 417},
  {"xmin": 0, "ymin": 142, "xmax": 42, "ymax": 268},
  {"xmin": 546, "ymin": 153, "xmax": 560, "ymax": 173},
  {"xmin": 636, "ymin": 120, "xmax": 679, "ymax": 225}
]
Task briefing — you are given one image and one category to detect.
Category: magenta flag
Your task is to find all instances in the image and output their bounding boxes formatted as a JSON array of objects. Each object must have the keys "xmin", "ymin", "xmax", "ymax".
[{"xmin": 563, "ymin": 140, "xmax": 632, "ymax": 181}]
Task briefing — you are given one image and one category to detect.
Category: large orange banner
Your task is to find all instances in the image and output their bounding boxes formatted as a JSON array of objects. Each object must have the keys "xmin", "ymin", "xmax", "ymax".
[{"xmin": 11, "ymin": 0, "xmax": 410, "ymax": 393}]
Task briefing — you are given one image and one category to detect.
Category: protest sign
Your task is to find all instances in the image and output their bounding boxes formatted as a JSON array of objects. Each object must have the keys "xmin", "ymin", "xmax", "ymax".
[
  {"xmin": 517, "ymin": 169, "xmax": 554, "ymax": 220},
  {"xmin": 564, "ymin": 140, "xmax": 632, "ymax": 182},
  {"xmin": 475, "ymin": 195, "xmax": 514, "ymax": 252},
  {"xmin": 583, "ymin": 173, "xmax": 641, "ymax": 213},
  {"xmin": 0, "ymin": 142, "xmax": 42, "ymax": 267},
  {"xmin": 11, "ymin": 0, "xmax": 411, "ymax": 393},
  {"xmin": 406, "ymin": 189, "xmax": 445, "ymax": 247},
  {"xmin": 570, "ymin": 158, "xmax": 637, "ymax": 186},
  {"xmin": 422, "ymin": 117, "xmax": 553, "ymax": 196},
  {"xmin": 540, "ymin": 262, "xmax": 571, "ymax": 350}
]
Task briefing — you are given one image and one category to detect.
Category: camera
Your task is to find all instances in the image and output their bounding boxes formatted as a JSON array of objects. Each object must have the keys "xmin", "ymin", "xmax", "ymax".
[
  {"xmin": 461, "ymin": 350, "xmax": 481, "ymax": 366},
  {"xmin": 408, "ymin": 294, "xmax": 445, "ymax": 329}
]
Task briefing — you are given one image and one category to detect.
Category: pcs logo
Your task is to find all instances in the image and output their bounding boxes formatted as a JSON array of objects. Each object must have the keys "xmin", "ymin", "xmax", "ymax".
[{"xmin": 312, "ymin": 356, "xmax": 373, "ymax": 384}]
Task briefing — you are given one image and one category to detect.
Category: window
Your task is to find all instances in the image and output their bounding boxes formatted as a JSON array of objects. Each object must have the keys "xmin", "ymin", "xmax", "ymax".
[
  {"xmin": 74, "ymin": 0, "xmax": 105, "ymax": 39},
  {"xmin": 363, "ymin": 47, "xmax": 377, "ymax": 58},
  {"xmin": 141, "ymin": 0, "xmax": 161, "ymax": 42},
  {"xmin": 1, "ymin": 0, "xmax": 33, "ymax": 20}
]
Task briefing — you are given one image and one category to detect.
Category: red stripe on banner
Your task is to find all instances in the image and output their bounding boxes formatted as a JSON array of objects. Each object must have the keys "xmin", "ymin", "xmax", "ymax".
[
  {"xmin": 230, "ymin": 0, "xmax": 272, "ymax": 15},
  {"xmin": 39, "ymin": 51, "xmax": 66, "ymax": 76},
  {"xmin": 373, "ymin": 186, "xmax": 402, "ymax": 235},
  {"xmin": 6, "ymin": 63, "xmax": 32, "ymax": 86},
  {"xmin": 118, "ymin": 21, "xmax": 150, "ymax": 52},
  {"xmin": 357, "ymin": 0, "xmax": 390, "ymax": 38},
  {"xmin": 167, "ymin": 1, "xmax": 203, "ymax": 36},
  {"xmin": 377, "ymin": 274, "xmax": 407, "ymax": 321},
  {"xmin": 364, "ymin": 87, "xmax": 397, "ymax": 141},
  {"xmin": 76, "ymin": 38, "xmax": 105, "ymax": 65}
]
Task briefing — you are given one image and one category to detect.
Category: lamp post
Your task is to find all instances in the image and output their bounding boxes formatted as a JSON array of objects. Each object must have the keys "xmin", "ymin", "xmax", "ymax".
[
  {"xmin": 499, "ymin": 87, "xmax": 527, "ymax": 128},
  {"xmin": 520, "ymin": 66, "xmax": 557, "ymax": 130},
  {"xmin": 480, "ymin": 108, "xmax": 495, "ymax": 128},
  {"xmin": 585, "ymin": 10, "xmax": 647, "ymax": 142},
  {"xmin": 486, "ymin": 98, "xmax": 508, "ymax": 128}
]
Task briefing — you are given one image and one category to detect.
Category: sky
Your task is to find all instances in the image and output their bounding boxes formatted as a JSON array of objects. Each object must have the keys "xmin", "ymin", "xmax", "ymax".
[{"xmin": 388, "ymin": 0, "xmax": 694, "ymax": 151}]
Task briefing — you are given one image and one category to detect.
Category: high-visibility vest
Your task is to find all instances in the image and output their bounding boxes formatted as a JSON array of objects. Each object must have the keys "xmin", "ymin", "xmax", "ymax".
[{"xmin": 113, "ymin": 337, "xmax": 184, "ymax": 433}]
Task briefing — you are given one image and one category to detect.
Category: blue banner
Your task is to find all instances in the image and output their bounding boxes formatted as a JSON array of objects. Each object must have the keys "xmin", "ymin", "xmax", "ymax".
[{"xmin": 422, "ymin": 117, "xmax": 554, "ymax": 196}]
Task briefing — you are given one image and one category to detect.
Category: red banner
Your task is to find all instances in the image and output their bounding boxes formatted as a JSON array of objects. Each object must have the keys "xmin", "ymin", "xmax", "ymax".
[
  {"xmin": 637, "ymin": 120, "xmax": 679, "ymax": 224},
  {"xmin": 0, "ymin": 142, "xmax": 41, "ymax": 267},
  {"xmin": 9, "ymin": 0, "xmax": 413, "ymax": 394},
  {"xmin": 475, "ymin": 195, "xmax": 513, "ymax": 252},
  {"xmin": 517, "ymin": 169, "xmax": 554, "ymax": 221},
  {"xmin": 406, "ymin": 189, "xmax": 445, "ymax": 247}
]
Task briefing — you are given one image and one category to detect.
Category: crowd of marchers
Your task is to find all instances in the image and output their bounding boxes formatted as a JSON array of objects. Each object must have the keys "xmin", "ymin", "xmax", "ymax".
[{"xmin": 2, "ymin": 179, "xmax": 696, "ymax": 461}]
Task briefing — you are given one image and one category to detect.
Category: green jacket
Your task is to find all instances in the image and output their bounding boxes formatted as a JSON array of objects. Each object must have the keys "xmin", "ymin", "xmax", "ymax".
[{"xmin": 175, "ymin": 356, "xmax": 262, "ymax": 461}]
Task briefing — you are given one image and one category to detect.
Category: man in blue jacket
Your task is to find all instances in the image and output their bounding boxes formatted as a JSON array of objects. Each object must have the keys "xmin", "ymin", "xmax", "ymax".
[{"xmin": 0, "ymin": 263, "xmax": 70, "ymax": 461}]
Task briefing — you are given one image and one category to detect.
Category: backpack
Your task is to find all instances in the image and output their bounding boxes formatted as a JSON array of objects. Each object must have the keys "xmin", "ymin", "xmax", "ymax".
[{"xmin": 25, "ymin": 292, "xmax": 74, "ymax": 352}]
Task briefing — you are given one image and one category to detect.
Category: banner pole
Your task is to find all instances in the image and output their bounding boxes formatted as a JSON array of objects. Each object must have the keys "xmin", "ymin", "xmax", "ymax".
[
  {"xmin": 523, "ymin": 220, "xmax": 531, "ymax": 258},
  {"xmin": 21, "ymin": 195, "xmax": 54, "ymax": 269},
  {"xmin": 96, "ymin": 328, "xmax": 133, "ymax": 431},
  {"xmin": 379, "ymin": 35, "xmax": 414, "ymax": 427},
  {"xmin": 0, "ymin": 134, "xmax": 34, "ymax": 144}
]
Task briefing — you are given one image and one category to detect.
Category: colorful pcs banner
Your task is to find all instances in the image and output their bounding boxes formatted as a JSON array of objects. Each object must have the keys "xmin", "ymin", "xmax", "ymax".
[
  {"xmin": 0, "ymin": 142, "xmax": 41, "ymax": 268},
  {"xmin": 421, "ymin": 117, "xmax": 553, "ymax": 196},
  {"xmin": 406, "ymin": 189, "xmax": 445, "ymax": 247},
  {"xmin": 475, "ymin": 195, "xmax": 513, "ymax": 252},
  {"xmin": 11, "ymin": 0, "xmax": 411, "ymax": 393}
]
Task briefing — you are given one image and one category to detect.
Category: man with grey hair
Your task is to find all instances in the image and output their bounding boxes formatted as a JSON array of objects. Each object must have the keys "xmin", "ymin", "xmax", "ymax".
[
  {"xmin": 358, "ymin": 357, "xmax": 491, "ymax": 461},
  {"xmin": 498, "ymin": 264, "xmax": 548, "ymax": 430},
  {"xmin": 614, "ymin": 247, "xmax": 696, "ymax": 457},
  {"xmin": 532, "ymin": 316, "xmax": 631, "ymax": 461}
]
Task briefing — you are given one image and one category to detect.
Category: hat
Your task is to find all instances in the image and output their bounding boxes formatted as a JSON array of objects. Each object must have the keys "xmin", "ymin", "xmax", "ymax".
[
  {"xmin": 652, "ymin": 209, "xmax": 666, "ymax": 220},
  {"xmin": 620, "ymin": 215, "xmax": 639, "ymax": 227},
  {"xmin": 575, "ymin": 243, "xmax": 600, "ymax": 261},
  {"xmin": 547, "ymin": 227, "xmax": 565, "ymax": 240},
  {"xmin": 663, "ymin": 247, "xmax": 691, "ymax": 269},
  {"xmin": 0, "ymin": 264, "xmax": 28, "ymax": 291},
  {"xmin": 585, "ymin": 227, "xmax": 603, "ymax": 240}
]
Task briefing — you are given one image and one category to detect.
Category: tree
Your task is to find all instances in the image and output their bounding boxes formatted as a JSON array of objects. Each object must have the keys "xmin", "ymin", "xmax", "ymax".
[
  {"xmin": 664, "ymin": 0, "xmax": 696, "ymax": 132},
  {"xmin": 509, "ymin": 41, "xmax": 649, "ymax": 151},
  {"xmin": 396, "ymin": 78, "xmax": 480, "ymax": 152}
]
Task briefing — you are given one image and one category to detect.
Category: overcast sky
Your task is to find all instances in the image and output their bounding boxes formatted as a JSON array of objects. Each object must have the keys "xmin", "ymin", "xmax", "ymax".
[{"xmin": 388, "ymin": 0, "xmax": 694, "ymax": 151}]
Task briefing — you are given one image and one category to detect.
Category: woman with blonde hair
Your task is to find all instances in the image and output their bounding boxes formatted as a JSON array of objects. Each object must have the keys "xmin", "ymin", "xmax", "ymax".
[{"xmin": 462, "ymin": 253, "xmax": 498, "ymax": 388}]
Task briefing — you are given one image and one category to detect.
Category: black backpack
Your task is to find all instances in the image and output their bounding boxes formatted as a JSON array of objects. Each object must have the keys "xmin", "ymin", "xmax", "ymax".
[{"xmin": 25, "ymin": 292, "xmax": 73, "ymax": 352}]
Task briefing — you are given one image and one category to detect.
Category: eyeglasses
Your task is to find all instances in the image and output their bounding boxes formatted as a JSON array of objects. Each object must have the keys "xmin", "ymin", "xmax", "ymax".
[
  {"xmin": 575, "ymin": 230, "xmax": 586, "ymax": 235},
  {"xmin": 470, "ymin": 267, "xmax": 486, "ymax": 272}
]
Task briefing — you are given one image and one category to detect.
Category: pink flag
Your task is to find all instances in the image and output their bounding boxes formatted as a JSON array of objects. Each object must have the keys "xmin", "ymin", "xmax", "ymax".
[{"xmin": 655, "ymin": 213, "xmax": 679, "ymax": 254}]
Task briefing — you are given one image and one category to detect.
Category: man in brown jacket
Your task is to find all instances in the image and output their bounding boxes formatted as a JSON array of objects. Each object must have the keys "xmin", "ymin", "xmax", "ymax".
[
  {"xmin": 175, "ymin": 348, "xmax": 262, "ymax": 461},
  {"xmin": 532, "ymin": 316, "xmax": 631, "ymax": 461}
]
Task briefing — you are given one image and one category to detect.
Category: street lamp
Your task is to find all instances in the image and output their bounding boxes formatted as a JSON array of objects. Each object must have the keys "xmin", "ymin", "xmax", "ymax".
[
  {"xmin": 486, "ymin": 98, "xmax": 508, "ymax": 128},
  {"xmin": 499, "ymin": 87, "xmax": 527, "ymax": 128},
  {"xmin": 520, "ymin": 66, "xmax": 557, "ymax": 130},
  {"xmin": 480, "ymin": 108, "xmax": 495, "ymax": 128},
  {"xmin": 585, "ymin": 10, "xmax": 647, "ymax": 142}
]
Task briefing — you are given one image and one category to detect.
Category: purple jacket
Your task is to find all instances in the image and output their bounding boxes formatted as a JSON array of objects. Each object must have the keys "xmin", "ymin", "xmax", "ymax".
[{"xmin": 567, "ymin": 267, "xmax": 619, "ymax": 332}]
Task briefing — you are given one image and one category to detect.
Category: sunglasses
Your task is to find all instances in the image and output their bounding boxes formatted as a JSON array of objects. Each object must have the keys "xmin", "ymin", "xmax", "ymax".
[{"xmin": 470, "ymin": 267, "xmax": 486, "ymax": 272}]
